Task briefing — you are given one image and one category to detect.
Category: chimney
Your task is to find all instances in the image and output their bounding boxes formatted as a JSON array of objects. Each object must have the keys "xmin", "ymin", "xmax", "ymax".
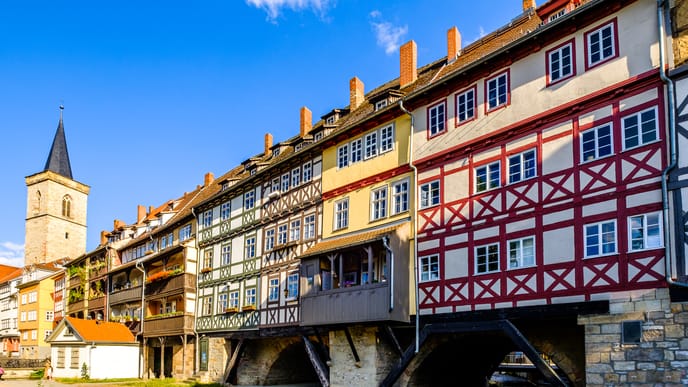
[
  {"xmin": 137, "ymin": 205, "xmax": 146, "ymax": 224},
  {"xmin": 114, "ymin": 219, "xmax": 125, "ymax": 229},
  {"xmin": 100, "ymin": 231, "xmax": 108, "ymax": 245},
  {"xmin": 447, "ymin": 26, "xmax": 461, "ymax": 61},
  {"xmin": 300, "ymin": 106, "xmax": 312, "ymax": 137},
  {"xmin": 400, "ymin": 40, "xmax": 417, "ymax": 88},
  {"xmin": 523, "ymin": 0, "xmax": 535, "ymax": 11},
  {"xmin": 349, "ymin": 77, "xmax": 365, "ymax": 110},
  {"xmin": 264, "ymin": 133, "xmax": 273, "ymax": 156},
  {"xmin": 204, "ymin": 172, "xmax": 214, "ymax": 187}
]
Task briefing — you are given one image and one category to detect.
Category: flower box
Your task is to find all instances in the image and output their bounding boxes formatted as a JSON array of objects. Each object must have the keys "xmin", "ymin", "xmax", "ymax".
[
  {"xmin": 200, "ymin": 267, "xmax": 212, "ymax": 274},
  {"xmin": 242, "ymin": 305, "xmax": 256, "ymax": 312},
  {"xmin": 224, "ymin": 307, "xmax": 239, "ymax": 314}
]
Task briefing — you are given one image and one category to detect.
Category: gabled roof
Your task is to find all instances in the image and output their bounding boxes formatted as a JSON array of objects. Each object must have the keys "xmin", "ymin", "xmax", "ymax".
[
  {"xmin": 46, "ymin": 317, "xmax": 136, "ymax": 344},
  {"xmin": 0, "ymin": 265, "xmax": 22, "ymax": 283},
  {"xmin": 300, "ymin": 224, "xmax": 401, "ymax": 259},
  {"xmin": 43, "ymin": 106, "xmax": 73, "ymax": 179}
]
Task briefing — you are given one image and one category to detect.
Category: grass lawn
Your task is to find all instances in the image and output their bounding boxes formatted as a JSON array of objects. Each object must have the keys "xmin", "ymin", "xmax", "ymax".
[{"xmin": 54, "ymin": 378, "xmax": 222, "ymax": 386}]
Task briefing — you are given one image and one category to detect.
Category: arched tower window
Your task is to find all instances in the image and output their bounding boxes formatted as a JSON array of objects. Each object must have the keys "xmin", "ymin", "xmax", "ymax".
[
  {"xmin": 62, "ymin": 195, "xmax": 72, "ymax": 218},
  {"xmin": 33, "ymin": 191, "xmax": 41, "ymax": 214}
]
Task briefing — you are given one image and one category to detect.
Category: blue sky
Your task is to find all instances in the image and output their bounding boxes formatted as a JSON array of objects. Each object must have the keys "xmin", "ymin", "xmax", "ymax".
[{"xmin": 0, "ymin": 0, "xmax": 523, "ymax": 267}]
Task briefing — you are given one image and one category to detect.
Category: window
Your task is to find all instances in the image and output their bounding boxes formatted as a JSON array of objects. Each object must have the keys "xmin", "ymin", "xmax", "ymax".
[
  {"xmin": 420, "ymin": 255, "xmax": 439, "ymax": 282},
  {"xmin": 179, "ymin": 224, "xmax": 192, "ymax": 241},
  {"xmin": 46, "ymin": 311, "xmax": 54, "ymax": 321},
  {"xmin": 268, "ymin": 278, "xmax": 279, "ymax": 302},
  {"xmin": 375, "ymin": 99, "xmax": 388, "ymax": 111},
  {"xmin": 335, "ymin": 198, "xmax": 349, "ymax": 230},
  {"xmin": 229, "ymin": 291, "xmax": 239, "ymax": 308},
  {"xmin": 476, "ymin": 162, "xmax": 501, "ymax": 192},
  {"xmin": 244, "ymin": 191, "xmax": 255, "ymax": 210},
  {"xmin": 547, "ymin": 40, "xmax": 574, "ymax": 84},
  {"xmin": 245, "ymin": 288, "xmax": 256, "ymax": 306},
  {"xmin": 29, "ymin": 291, "xmax": 37, "ymax": 303},
  {"xmin": 70, "ymin": 348, "xmax": 80, "ymax": 369},
  {"xmin": 44, "ymin": 330, "xmax": 52, "ymax": 340},
  {"xmin": 315, "ymin": 132, "xmax": 323, "ymax": 141},
  {"xmin": 203, "ymin": 249, "xmax": 213, "ymax": 270},
  {"xmin": 581, "ymin": 123, "xmax": 613, "ymax": 162},
  {"xmin": 304, "ymin": 214, "xmax": 316, "ymax": 240},
  {"xmin": 21, "ymin": 294, "xmax": 26, "ymax": 305},
  {"xmin": 265, "ymin": 229, "xmax": 275, "ymax": 251},
  {"xmin": 28, "ymin": 310, "xmax": 37, "ymax": 321},
  {"xmin": 202, "ymin": 296, "xmax": 213, "ymax": 315},
  {"xmin": 290, "ymin": 220, "xmax": 301, "ymax": 242},
  {"xmin": 476, "ymin": 243, "xmax": 499, "ymax": 274},
  {"xmin": 509, "ymin": 237, "xmax": 535, "ymax": 269},
  {"xmin": 221, "ymin": 243, "xmax": 232, "ymax": 265},
  {"xmin": 281, "ymin": 173, "xmax": 290, "ymax": 192},
  {"xmin": 486, "ymin": 71, "xmax": 509, "ymax": 111},
  {"xmin": 629, "ymin": 213, "xmax": 663, "ymax": 251},
  {"xmin": 623, "ymin": 107, "xmax": 657, "ymax": 149},
  {"xmin": 20, "ymin": 312, "xmax": 26, "ymax": 322},
  {"xmin": 365, "ymin": 132, "xmax": 378, "ymax": 159},
  {"xmin": 371, "ymin": 186, "xmax": 388, "ymax": 221},
  {"xmin": 338, "ymin": 145, "xmax": 349, "ymax": 168},
  {"xmin": 62, "ymin": 195, "xmax": 72, "ymax": 218},
  {"xmin": 202, "ymin": 210, "xmax": 213, "ymax": 229},
  {"xmin": 220, "ymin": 201, "xmax": 231, "ymax": 221},
  {"xmin": 428, "ymin": 101, "xmax": 446, "ymax": 137},
  {"xmin": 31, "ymin": 330, "xmax": 37, "ymax": 340},
  {"xmin": 584, "ymin": 220, "xmax": 616, "ymax": 257},
  {"xmin": 420, "ymin": 180, "xmax": 440, "ymax": 209},
  {"xmin": 277, "ymin": 224, "xmax": 288, "ymax": 245},
  {"xmin": 380, "ymin": 124, "xmax": 394, "ymax": 153},
  {"xmin": 303, "ymin": 162, "xmax": 313, "ymax": 182},
  {"xmin": 586, "ymin": 20, "xmax": 617, "ymax": 68},
  {"xmin": 456, "ymin": 87, "xmax": 476, "ymax": 124},
  {"xmin": 0, "ymin": 319, "xmax": 8, "ymax": 329},
  {"xmin": 217, "ymin": 293, "xmax": 228, "ymax": 313},
  {"xmin": 392, "ymin": 179, "xmax": 409, "ymax": 215},
  {"xmin": 287, "ymin": 273, "xmax": 299, "ymax": 299},
  {"xmin": 22, "ymin": 331, "xmax": 27, "ymax": 340},
  {"xmin": 350, "ymin": 139, "xmax": 362, "ymax": 164},
  {"xmin": 291, "ymin": 167, "xmax": 301, "ymax": 187},
  {"xmin": 508, "ymin": 150, "xmax": 537, "ymax": 184},
  {"xmin": 245, "ymin": 236, "xmax": 256, "ymax": 258}
]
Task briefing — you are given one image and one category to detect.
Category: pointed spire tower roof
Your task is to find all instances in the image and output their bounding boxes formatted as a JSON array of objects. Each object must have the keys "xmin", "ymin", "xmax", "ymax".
[{"xmin": 43, "ymin": 105, "xmax": 73, "ymax": 179}]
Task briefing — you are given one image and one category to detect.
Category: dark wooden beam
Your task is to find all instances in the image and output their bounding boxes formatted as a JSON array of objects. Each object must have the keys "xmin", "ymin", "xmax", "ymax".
[
  {"xmin": 302, "ymin": 335, "xmax": 330, "ymax": 387},
  {"xmin": 380, "ymin": 326, "xmax": 430, "ymax": 387},
  {"xmin": 223, "ymin": 338, "xmax": 244, "ymax": 384},
  {"xmin": 382, "ymin": 325, "xmax": 403, "ymax": 357},
  {"xmin": 343, "ymin": 327, "xmax": 360, "ymax": 365}
]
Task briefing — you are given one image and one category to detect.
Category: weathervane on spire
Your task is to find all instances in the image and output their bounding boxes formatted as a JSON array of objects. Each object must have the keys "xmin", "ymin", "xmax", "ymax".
[{"xmin": 59, "ymin": 102, "xmax": 64, "ymax": 121}]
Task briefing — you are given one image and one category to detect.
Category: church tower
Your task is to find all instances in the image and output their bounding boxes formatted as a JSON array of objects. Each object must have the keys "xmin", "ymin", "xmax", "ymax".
[{"xmin": 24, "ymin": 106, "xmax": 90, "ymax": 265}]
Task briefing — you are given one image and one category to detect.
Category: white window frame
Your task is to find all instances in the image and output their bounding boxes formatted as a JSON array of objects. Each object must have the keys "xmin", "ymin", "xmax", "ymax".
[
  {"xmin": 428, "ymin": 101, "xmax": 446, "ymax": 137},
  {"xmin": 475, "ymin": 243, "xmax": 500, "ymax": 274},
  {"xmin": 287, "ymin": 272, "xmax": 299, "ymax": 299},
  {"xmin": 220, "ymin": 201, "xmax": 231, "ymax": 221},
  {"xmin": 380, "ymin": 124, "xmax": 394, "ymax": 153},
  {"xmin": 581, "ymin": 123, "xmax": 613, "ymax": 162},
  {"xmin": 303, "ymin": 162, "xmax": 313, "ymax": 182},
  {"xmin": 290, "ymin": 219, "xmax": 301, "ymax": 242},
  {"xmin": 392, "ymin": 179, "xmax": 409, "ymax": 215},
  {"xmin": 337, "ymin": 145, "xmax": 349, "ymax": 168},
  {"xmin": 304, "ymin": 214, "xmax": 316, "ymax": 240},
  {"xmin": 629, "ymin": 212, "xmax": 663, "ymax": 251},
  {"xmin": 420, "ymin": 180, "xmax": 440, "ymax": 209},
  {"xmin": 264, "ymin": 229, "xmax": 275, "ymax": 251},
  {"xmin": 364, "ymin": 132, "xmax": 378, "ymax": 159},
  {"xmin": 584, "ymin": 220, "xmax": 617, "ymax": 258},
  {"xmin": 281, "ymin": 173, "xmax": 290, "ymax": 192},
  {"xmin": 419, "ymin": 255, "xmax": 440, "ymax": 282},
  {"xmin": 456, "ymin": 87, "xmax": 475, "ymax": 124},
  {"xmin": 277, "ymin": 224, "xmax": 288, "ymax": 245},
  {"xmin": 202, "ymin": 210, "xmax": 213, "ymax": 229},
  {"xmin": 245, "ymin": 236, "xmax": 256, "ymax": 258},
  {"xmin": 291, "ymin": 167, "xmax": 301, "ymax": 188},
  {"xmin": 268, "ymin": 278, "xmax": 280, "ymax": 302},
  {"xmin": 229, "ymin": 291, "xmax": 239, "ymax": 308},
  {"xmin": 548, "ymin": 41, "xmax": 574, "ymax": 83},
  {"xmin": 334, "ymin": 198, "xmax": 349, "ymax": 230},
  {"xmin": 586, "ymin": 20, "xmax": 616, "ymax": 68},
  {"xmin": 622, "ymin": 107, "xmax": 658, "ymax": 150},
  {"xmin": 245, "ymin": 288, "xmax": 256, "ymax": 306},
  {"xmin": 244, "ymin": 191, "xmax": 255, "ymax": 210},
  {"xmin": 475, "ymin": 161, "xmax": 501, "ymax": 192},
  {"xmin": 221, "ymin": 243, "xmax": 232, "ymax": 265},
  {"xmin": 508, "ymin": 149, "xmax": 537, "ymax": 184},
  {"xmin": 508, "ymin": 237, "xmax": 535, "ymax": 269},
  {"xmin": 350, "ymin": 138, "xmax": 362, "ymax": 164},
  {"xmin": 371, "ymin": 186, "xmax": 388, "ymax": 221},
  {"xmin": 486, "ymin": 72, "xmax": 509, "ymax": 111}
]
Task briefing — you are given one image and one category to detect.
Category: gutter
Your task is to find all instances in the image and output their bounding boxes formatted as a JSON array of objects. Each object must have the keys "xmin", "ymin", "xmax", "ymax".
[
  {"xmin": 399, "ymin": 100, "xmax": 420, "ymax": 353},
  {"xmin": 134, "ymin": 260, "xmax": 147, "ymax": 378},
  {"xmin": 657, "ymin": 0, "xmax": 688, "ymax": 287},
  {"xmin": 382, "ymin": 236, "xmax": 394, "ymax": 312}
]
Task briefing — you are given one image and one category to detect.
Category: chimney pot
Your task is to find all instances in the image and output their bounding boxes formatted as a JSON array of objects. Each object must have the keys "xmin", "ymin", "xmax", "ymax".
[
  {"xmin": 400, "ymin": 40, "xmax": 417, "ymax": 88},
  {"xmin": 523, "ymin": 0, "xmax": 536, "ymax": 11},
  {"xmin": 300, "ymin": 107, "xmax": 312, "ymax": 137},
  {"xmin": 264, "ymin": 133, "xmax": 273, "ymax": 156},
  {"xmin": 349, "ymin": 77, "xmax": 365, "ymax": 110},
  {"xmin": 204, "ymin": 172, "xmax": 214, "ymax": 187},
  {"xmin": 137, "ymin": 205, "xmax": 146, "ymax": 224},
  {"xmin": 447, "ymin": 27, "xmax": 461, "ymax": 61}
]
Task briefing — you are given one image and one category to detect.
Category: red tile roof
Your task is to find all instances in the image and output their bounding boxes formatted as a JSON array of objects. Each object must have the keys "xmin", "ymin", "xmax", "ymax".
[{"xmin": 64, "ymin": 317, "xmax": 136, "ymax": 343}]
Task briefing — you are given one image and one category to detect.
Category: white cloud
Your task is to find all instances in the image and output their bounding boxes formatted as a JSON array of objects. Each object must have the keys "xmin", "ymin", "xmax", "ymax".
[
  {"xmin": 369, "ymin": 11, "xmax": 408, "ymax": 55},
  {"xmin": 0, "ymin": 241, "xmax": 24, "ymax": 268},
  {"xmin": 246, "ymin": 0, "xmax": 332, "ymax": 20}
]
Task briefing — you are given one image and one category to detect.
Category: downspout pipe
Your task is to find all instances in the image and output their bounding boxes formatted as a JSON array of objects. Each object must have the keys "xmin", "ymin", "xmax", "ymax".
[
  {"xmin": 134, "ymin": 260, "xmax": 146, "ymax": 378},
  {"xmin": 382, "ymin": 236, "xmax": 394, "ymax": 312},
  {"xmin": 399, "ymin": 99, "xmax": 420, "ymax": 353},
  {"xmin": 657, "ymin": 0, "xmax": 688, "ymax": 287},
  {"xmin": 191, "ymin": 207, "xmax": 200, "ymax": 376}
]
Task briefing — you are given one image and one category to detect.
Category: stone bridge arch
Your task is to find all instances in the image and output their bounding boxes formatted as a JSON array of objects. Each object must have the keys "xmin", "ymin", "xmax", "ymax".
[{"xmin": 235, "ymin": 336, "xmax": 319, "ymax": 386}]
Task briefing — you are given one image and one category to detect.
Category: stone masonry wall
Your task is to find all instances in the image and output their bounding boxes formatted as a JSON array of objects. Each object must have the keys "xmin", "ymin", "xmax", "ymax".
[{"xmin": 579, "ymin": 288, "xmax": 688, "ymax": 386}]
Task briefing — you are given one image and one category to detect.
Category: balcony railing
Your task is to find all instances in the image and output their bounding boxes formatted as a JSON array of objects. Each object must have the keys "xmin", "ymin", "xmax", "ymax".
[
  {"xmin": 109, "ymin": 286, "xmax": 143, "ymax": 305},
  {"xmin": 146, "ymin": 273, "xmax": 196, "ymax": 298},
  {"xmin": 88, "ymin": 296, "xmax": 105, "ymax": 310},
  {"xmin": 143, "ymin": 313, "xmax": 194, "ymax": 337},
  {"xmin": 300, "ymin": 282, "xmax": 393, "ymax": 325}
]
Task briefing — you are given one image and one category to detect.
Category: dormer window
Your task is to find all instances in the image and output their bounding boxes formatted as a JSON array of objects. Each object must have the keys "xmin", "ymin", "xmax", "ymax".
[
  {"xmin": 375, "ymin": 100, "xmax": 388, "ymax": 111},
  {"xmin": 314, "ymin": 132, "xmax": 323, "ymax": 141},
  {"xmin": 250, "ymin": 169, "xmax": 257, "ymax": 176},
  {"xmin": 274, "ymin": 149, "xmax": 280, "ymax": 157},
  {"xmin": 326, "ymin": 116, "xmax": 336, "ymax": 125},
  {"xmin": 221, "ymin": 182, "xmax": 230, "ymax": 191},
  {"xmin": 548, "ymin": 8, "xmax": 566, "ymax": 23},
  {"xmin": 295, "ymin": 143, "xmax": 303, "ymax": 152}
]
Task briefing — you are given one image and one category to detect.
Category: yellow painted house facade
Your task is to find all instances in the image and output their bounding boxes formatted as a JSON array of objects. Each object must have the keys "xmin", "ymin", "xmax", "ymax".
[{"xmin": 17, "ymin": 270, "xmax": 56, "ymax": 359}]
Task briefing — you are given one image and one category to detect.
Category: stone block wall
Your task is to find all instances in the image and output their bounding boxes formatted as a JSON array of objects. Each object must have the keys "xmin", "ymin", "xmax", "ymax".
[{"xmin": 579, "ymin": 288, "xmax": 688, "ymax": 386}]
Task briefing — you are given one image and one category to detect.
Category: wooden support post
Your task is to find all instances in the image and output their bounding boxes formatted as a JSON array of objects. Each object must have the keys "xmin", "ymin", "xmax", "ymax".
[
  {"xmin": 223, "ymin": 338, "xmax": 244, "ymax": 384},
  {"xmin": 302, "ymin": 335, "xmax": 329, "ymax": 387},
  {"xmin": 382, "ymin": 325, "xmax": 403, "ymax": 356},
  {"xmin": 343, "ymin": 327, "xmax": 360, "ymax": 366},
  {"xmin": 380, "ymin": 326, "xmax": 430, "ymax": 387},
  {"xmin": 314, "ymin": 328, "xmax": 331, "ymax": 363}
]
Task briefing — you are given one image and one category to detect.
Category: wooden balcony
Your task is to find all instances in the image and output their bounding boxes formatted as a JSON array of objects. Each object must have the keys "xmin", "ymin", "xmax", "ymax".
[
  {"xmin": 109, "ymin": 286, "xmax": 143, "ymax": 305},
  {"xmin": 143, "ymin": 313, "xmax": 194, "ymax": 337},
  {"xmin": 146, "ymin": 273, "xmax": 196, "ymax": 299},
  {"xmin": 88, "ymin": 296, "xmax": 105, "ymax": 310},
  {"xmin": 69, "ymin": 276, "xmax": 83, "ymax": 287}
]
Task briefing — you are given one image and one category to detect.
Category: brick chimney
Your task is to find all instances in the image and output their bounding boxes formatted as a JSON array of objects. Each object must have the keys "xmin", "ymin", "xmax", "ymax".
[
  {"xmin": 137, "ymin": 205, "xmax": 146, "ymax": 224},
  {"xmin": 523, "ymin": 0, "xmax": 536, "ymax": 11},
  {"xmin": 350, "ymin": 77, "xmax": 365, "ymax": 110},
  {"xmin": 264, "ymin": 133, "xmax": 273, "ymax": 156},
  {"xmin": 100, "ymin": 231, "xmax": 108, "ymax": 245},
  {"xmin": 447, "ymin": 26, "xmax": 461, "ymax": 61},
  {"xmin": 114, "ymin": 219, "xmax": 125, "ymax": 229},
  {"xmin": 300, "ymin": 106, "xmax": 312, "ymax": 137},
  {"xmin": 400, "ymin": 40, "xmax": 417, "ymax": 88},
  {"xmin": 204, "ymin": 172, "xmax": 214, "ymax": 187}
]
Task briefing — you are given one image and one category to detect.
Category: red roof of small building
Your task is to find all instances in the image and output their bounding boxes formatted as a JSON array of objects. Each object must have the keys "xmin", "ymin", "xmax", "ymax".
[{"xmin": 64, "ymin": 317, "xmax": 136, "ymax": 343}]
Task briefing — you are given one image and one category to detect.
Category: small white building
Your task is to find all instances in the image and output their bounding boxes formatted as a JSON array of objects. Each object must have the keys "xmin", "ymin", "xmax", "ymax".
[{"xmin": 46, "ymin": 317, "xmax": 139, "ymax": 379}]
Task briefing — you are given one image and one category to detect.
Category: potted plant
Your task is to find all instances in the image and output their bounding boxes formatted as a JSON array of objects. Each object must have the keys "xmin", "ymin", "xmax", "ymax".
[
  {"xmin": 242, "ymin": 305, "xmax": 256, "ymax": 312},
  {"xmin": 224, "ymin": 307, "xmax": 239, "ymax": 313}
]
